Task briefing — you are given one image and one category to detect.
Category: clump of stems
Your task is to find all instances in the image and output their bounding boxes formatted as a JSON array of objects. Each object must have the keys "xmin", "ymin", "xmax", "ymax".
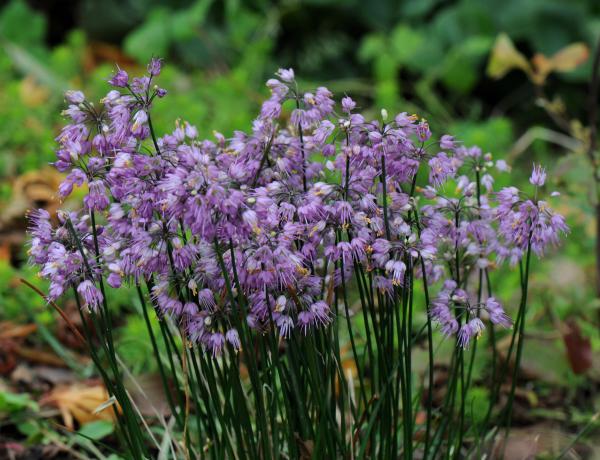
[{"xmin": 27, "ymin": 60, "xmax": 568, "ymax": 458}]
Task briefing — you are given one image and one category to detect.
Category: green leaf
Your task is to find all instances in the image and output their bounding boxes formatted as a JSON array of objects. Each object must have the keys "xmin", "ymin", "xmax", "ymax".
[
  {"xmin": 0, "ymin": 0, "xmax": 46, "ymax": 47},
  {"xmin": 123, "ymin": 9, "xmax": 171, "ymax": 63},
  {"xmin": 0, "ymin": 390, "xmax": 38, "ymax": 414},
  {"xmin": 450, "ymin": 117, "xmax": 513, "ymax": 154},
  {"xmin": 440, "ymin": 35, "xmax": 492, "ymax": 93},
  {"xmin": 467, "ymin": 387, "xmax": 490, "ymax": 425},
  {"xmin": 389, "ymin": 25, "xmax": 424, "ymax": 65},
  {"xmin": 16, "ymin": 421, "xmax": 40, "ymax": 437},
  {"xmin": 77, "ymin": 420, "xmax": 114, "ymax": 441},
  {"xmin": 171, "ymin": 0, "xmax": 214, "ymax": 41},
  {"xmin": 358, "ymin": 34, "xmax": 386, "ymax": 62}
]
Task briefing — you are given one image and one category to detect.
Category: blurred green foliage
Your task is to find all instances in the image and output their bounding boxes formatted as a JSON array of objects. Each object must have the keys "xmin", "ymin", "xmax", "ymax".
[{"xmin": 2, "ymin": 0, "xmax": 599, "ymax": 178}]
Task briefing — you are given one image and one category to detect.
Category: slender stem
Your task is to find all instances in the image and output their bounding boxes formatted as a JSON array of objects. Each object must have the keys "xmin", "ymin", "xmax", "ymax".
[
  {"xmin": 504, "ymin": 240, "xmax": 532, "ymax": 437},
  {"xmin": 147, "ymin": 114, "xmax": 162, "ymax": 156},
  {"xmin": 380, "ymin": 151, "xmax": 391, "ymax": 241},
  {"xmin": 295, "ymin": 98, "xmax": 307, "ymax": 192},
  {"xmin": 137, "ymin": 285, "xmax": 181, "ymax": 427}
]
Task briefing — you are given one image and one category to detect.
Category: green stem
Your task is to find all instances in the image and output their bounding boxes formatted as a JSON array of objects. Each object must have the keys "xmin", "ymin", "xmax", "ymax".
[{"xmin": 504, "ymin": 240, "xmax": 533, "ymax": 437}]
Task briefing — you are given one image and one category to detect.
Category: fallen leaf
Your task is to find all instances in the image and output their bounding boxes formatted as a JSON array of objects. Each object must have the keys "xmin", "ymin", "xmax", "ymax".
[
  {"xmin": 10, "ymin": 364, "xmax": 34, "ymax": 385},
  {"xmin": 0, "ymin": 168, "xmax": 63, "ymax": 232},
  {"xmin": 0, "ymin": 322, "xmax": 37, "ymax": 339},
  {"xmin": 39, "ymin": 382, "xmax": 119, "ymax": 430},
  {"xmin": 294, "ymin": 432, "xmax": 314, "ymax": 460},
  {"xmin": 10, "ymin": 364, "xmax": 75, "ymax": 394},
  {"xmin": 0, "ymin": 339, "xmax": 18, "ymax": 375},
  {"xmin": 491, "ymin": 422, "xmax": 592, "ymax": 459},
  {"xmin": 15, "ymin": 346, "xmax": 66, "ymax": 367},
  {"xmin": 562, "ymin": 319, "xmax": 592, "ymax": 375}
]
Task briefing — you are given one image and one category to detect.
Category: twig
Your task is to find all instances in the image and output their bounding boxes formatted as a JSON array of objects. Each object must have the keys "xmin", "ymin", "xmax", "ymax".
[{"xmin": 19, "ymin": 278, "xmax": 86, "ymax": 346}]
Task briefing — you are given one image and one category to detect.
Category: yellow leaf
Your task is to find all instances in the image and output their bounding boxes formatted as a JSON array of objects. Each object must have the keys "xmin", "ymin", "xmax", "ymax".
[
  {"xmin": 487, "ymin": 33, "xmax": 532, "ymax": 79},
  {"xmin": 531, "ymin": 53, "xmax": 554, "ymax": 84},
  {"xmin": 549, "ymin": 42, "xmax": 589, "ymax": 72},
  {"xmin": 531, "ymin": 43, "xmax": 590, "ymax": 84},
  {"xmin": 40, "ymin": 383, "xmax": 119, "ymax": 430}
]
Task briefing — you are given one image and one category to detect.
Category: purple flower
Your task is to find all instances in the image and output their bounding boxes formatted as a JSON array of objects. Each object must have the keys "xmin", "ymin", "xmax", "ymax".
[
  {"xmin": 428, "ymin": 152, "xmax": 456, "ymax": 187},
  {"xmin": 458, "ymin": 318, "xmax": 485, "ymax": 348},
  {"xmin": 65, "ymin": 90, "xmax": 85, "ymax": 104},
  {"xmin": 261, "ymin": 99, "xmax": 281, "ymax": 120},
  {"xmin": 84, "ymin": 180, "xmax": 110, "ymax": 211},
  {"xmin": 277, "ymin": 315, "xmax": 294, "ymax": 338},
  {"xmin": 59, "ymin": 169, "xmax": 87, "ymax": 198},
  {"xmin": 107, "ymin": 272, "xmax": 122, "ymax": 288},
  {"xmin": 440, "ymin": 134, "xmax": 455, "ymax": 150},
  {"xmin": 131, "ymin": 110, "xmax": 148, "ymax": 135},
  {"xmin": 147, "ymin": 57, "xmax": 163, "ymax": 76},
  {"xmin": 385, "ymin": 260, "xmax": 406, "ymax": 286},
  {"xmin": 416, "ymin": 120, "xmax": 431, "ymax": 142},
  {"xmin": 341, "ymin": 96, "xmax": 356, "ymax": 113},
  {"xmin": 77, "ymin": 280, "xmax": 103, "ymax": 310},
  {"xmin": 529, "ymin": 164, "xmax": 546, "ymax": 187},
  {"xmin": 496, "ymin": 159, "xmax": 510, "ymax": 172},
  {"xmin": 298, "ymin": 311, "xmax": 315, "ymax": 334},
  {"xmin": 108, "ymin": 69, "xmax": 129, "ymax": 87},
  {"xmin": 226, "ymin": 329, "xmax": 241, "ymax": 351},
  {"xmin": 312, "ymin": 120, "xmax": 334, "ymax": 145},
  {"xmin": 208, "ymin": 332, "xmax": 225, "ymax": 357},
  {"xmin": 266, "ymin": 79, "xmax": 288, "ymax": 99},
  {"xmin": 485, "ymin": 297, "xmax": 511, "ymax": 328},
  {"xmin": 276, "ymin": 68, "xmax": 295, "ymax": 82},
  {"xmin": 310, "ymin": 301, "xmax": 331, "ymax": 325}
]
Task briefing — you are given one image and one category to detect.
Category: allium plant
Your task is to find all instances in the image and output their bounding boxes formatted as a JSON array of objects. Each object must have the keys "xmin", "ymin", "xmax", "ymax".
[{"xmin": 28, "ymin": 59, "xmax": 568, "ymax": 459}]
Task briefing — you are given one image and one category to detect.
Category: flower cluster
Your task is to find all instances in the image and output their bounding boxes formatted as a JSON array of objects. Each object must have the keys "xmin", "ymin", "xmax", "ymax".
[{"xmin": 29, "ymin": 59, "xmax": 568, "ymax": 354}]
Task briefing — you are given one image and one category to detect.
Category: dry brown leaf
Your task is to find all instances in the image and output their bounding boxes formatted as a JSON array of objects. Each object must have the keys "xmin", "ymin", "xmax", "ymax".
[
  {"xmin": 15, "ymin": 346, "xmax": 66, "ymax": 367},
  {"xmin": 492, "ymin": 423, "xmax": 591, "ymax": 459},
  {"xmin": 0, "ymin": 241, "xmax": 10, "ymax": 261},
  {"xmin": 83, "ymin": 42, "xmax": 137, "ymax": 74},
  {"xmin": 40, "ymin": 382, "xmax": 120, "ymax": 430},
  {"xmin": 0, "ymin": 322, "xmax": 37, "ymax": 339},
  {"xmin": 0, "ymin": 168, "xmax": 63, "ymax": 233},
  {"xmin": 0, "ymin": 338, "xmax": 18, "ymax": 375},
  {"xmin": 562, "ymin": 319, "xmax": 592, "ymax": 375},
  {"xmin": 294, "ymin": 433, "xmax": 314, "ymax": 460}
]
